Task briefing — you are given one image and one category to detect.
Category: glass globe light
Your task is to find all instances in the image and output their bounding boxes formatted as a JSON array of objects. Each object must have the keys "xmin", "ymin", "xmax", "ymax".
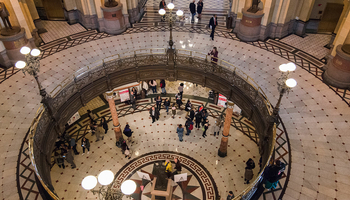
[
  {"xmin": 159, "ymin": 8, "xmax": 166, "ymax": 15},
  {"xmin": 98, "ymin": 170, "xmax": 114, "ymax": 185},
  {"xmin": 286, "ymin": 62, "xmax": 296, "ymax": 71},
  {"xmin": 81, "ymin": 175, "xmax": 98, "ymax": 190},
  {"xmin": 121, "ymin": 180, "xmax": 137, "ymax": 195},
  {"xmin": 15, "ymin": 61, "xmax": 26, "ymax": 69},
  {"xmin": 279, "ymin": 64, "xmax": 288, "ymax": 72},
  {"xmin": 30, "ymin": 49, "xmax": 41, "ymax": 57},
  {"xmin": 176, "ymin": 10, "xmax": 183, "ymax": 16},
  {"xmin": 20, "ymin": 46, "xmax": 31, "ymax": 55},
  {"xmin": 167, "ymin": 3, "xmax": 174, "ymax": 10},
  {"xmin": 286, "ymin": 78, "xmax": 297, "ymax": 88}
]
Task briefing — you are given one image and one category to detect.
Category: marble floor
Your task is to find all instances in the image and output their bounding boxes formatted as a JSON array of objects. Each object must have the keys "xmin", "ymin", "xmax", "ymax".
[
  {"xmin": 51, "ymin": 108, "xmax": 259, "ymax": 200},
  {"xmin": 1, "ymin": 29, "xmax": 350, "ymax": 200},
  {"xmin": 280, "ymin": 34, "xmax": 332, "ymax": 60},
  {"xmin": 39, "ymin": 21, "xmax": 86, "ymax": 43}
]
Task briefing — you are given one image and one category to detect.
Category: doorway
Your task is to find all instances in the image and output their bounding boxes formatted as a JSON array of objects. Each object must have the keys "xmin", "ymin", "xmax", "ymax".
[
  {"xmin": 318, "ymin": 3, "xmax": 343, "ymax": 33},
  {"xmin": 35, "ymin": 0, "xmax": 65, "ymax": 20}
]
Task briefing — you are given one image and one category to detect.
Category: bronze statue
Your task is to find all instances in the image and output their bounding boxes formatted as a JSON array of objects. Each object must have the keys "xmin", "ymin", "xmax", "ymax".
[
  {"xmin": 105, "ymin": 0, "xmax": 118, "ymax": 7},
  {"xmin": 0, "ymin": 2, "xmax": 12, "ymax": 29},
  {"xmin": 247, "ymin": 0, "xmax": 261, "ymax": 13}
]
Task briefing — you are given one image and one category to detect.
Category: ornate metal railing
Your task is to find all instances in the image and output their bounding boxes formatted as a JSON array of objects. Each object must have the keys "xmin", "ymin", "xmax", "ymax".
[{"xmin": 28, "ymin": 48, "xmax": 276, "ymax": 200}]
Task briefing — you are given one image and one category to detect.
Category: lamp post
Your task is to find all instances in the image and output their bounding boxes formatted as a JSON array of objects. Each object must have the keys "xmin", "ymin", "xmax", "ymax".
[
  {"xmin": 273, "ymin": 62, "xmax": 297, "ymax": 117},
  {"xmin": 158, "ymin": 3, "xmax": 183, "ymax": 50},
  {"xmin": 82, "ymin": 170, "xmax": 136, "ymax": 200},
  {"xmin": 15, "ymin": 46, "xmax": 60, "ymax": 133}
]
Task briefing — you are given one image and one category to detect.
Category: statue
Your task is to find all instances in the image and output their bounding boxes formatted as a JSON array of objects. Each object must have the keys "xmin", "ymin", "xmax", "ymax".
[
  {"xmin": 105, "ymin": 0, "xmax": 118, "ymax": 7},
  {"xmin": 247, "ymin": 0, "xmax": 261, "ymax": 13},
  {"xmin": 0, "ymin": 2, "xmax": 12, "ymax": 29}
]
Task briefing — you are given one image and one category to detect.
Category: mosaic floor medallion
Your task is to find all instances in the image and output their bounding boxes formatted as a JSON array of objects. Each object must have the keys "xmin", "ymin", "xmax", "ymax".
[{"xmin": 113, "ymin": 151, "xmax": 218, "ymax": 200}]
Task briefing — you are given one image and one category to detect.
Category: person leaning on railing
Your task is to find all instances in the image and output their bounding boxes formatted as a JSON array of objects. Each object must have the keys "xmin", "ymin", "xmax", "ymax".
[
  {"xmin": 208, "ymin": 47, "xmax": 218, "ymax": 64},
  {"xmin": 262, "ymin": 160, "xmax": 286, "ymax": 190}
]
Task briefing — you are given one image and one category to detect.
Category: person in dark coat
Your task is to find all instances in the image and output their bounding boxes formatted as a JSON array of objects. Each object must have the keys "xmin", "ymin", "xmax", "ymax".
[
  {"xmin": 149, "ymin": 106, "xmax": 160, "ymax": 123},
  {"xmin": 155, "ymin": 96, "xmax": 162, "ymax": 111},
  {"xmin": 195, "ymin": 111, "xmax": 202, "ymax": 128},
  {"xmin": 197, "ymin": 0, "xmax": 203, "ymax": 19},
  {"xmin": 189, "ymin": 107, "xmax": 195, "ymax": 121},
  {"xmin": 69, "ymin": 138, "xmax": 79, "ymax": 155},
  {"xmin": 121, "ymin": 141, "xmax": 130, "ymax": 158},
  {"xmin": 175, "ymin": 93, "xmax": 182, "ymax": 109},
  {"xmin": 160, "ymin": 79, "xmax": 166, "ymax": 94},
  {"xmin": 227, "ymin": 191, "xmax": 234, "ymax": 200},
  {"xmin": 87, "ymin": 109, "xmax": 94, "ymax": 121},
  {"xmin": 244, "ymin": 158, "xmax": 255, "ymax": 184},
  {"xmin": 54, "ymin": 151, "xmax": 65, "ymax": 169},
  {"xmin": 189, "ymin": 0, "xmax": 196, "ymax": 23},
  {"xmin": 123, "ymin": 123, "xmax": 134, "ymax": 143},
  {"xmin": 100, "ymin": 117, "xmax": 108, "ymax": 134},
  {"xmin": 130, "ymin": 91, "xmax": 137, "ymax": 110},
  {"xmin": 208, "ymin": 47, "xmax": 218, "ymax": 64},
  {"xmin": 185, "ymin": 117, "xmax": 194, "ymax": 135},
  {"xmin": 209, "ymin": 14, "xmax": 218, "ymax": 40},
  {"xmin": 164, "ymin": 98, "xmax": 170, "ymax": 114},
  {"xmin": 202, "ymin": 120, "xmax": 209, "ymax": 138},
  {"xmin": 131, "ymin": 87, "xmax": 137, "ymax": 99},
  {"xmin": 185, "ymin": 100, "xmax": 192, "ymax": 112},
  {"xmin": 81, "ymin": 137, "xmax": 90, "ymax": 155},
  {"xmin": 174, "ymin": 158, "xmax": 182, "ymax": 174}
]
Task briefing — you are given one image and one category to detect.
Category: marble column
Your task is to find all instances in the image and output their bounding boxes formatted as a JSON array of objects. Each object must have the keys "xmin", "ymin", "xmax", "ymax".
[
  {"xmin": 106, "ymin": 91, "xmax": 124, "ymax": 146},
  {"xmin": 218, "ymin": 101, "xmax": 234, "ymax": 157}
]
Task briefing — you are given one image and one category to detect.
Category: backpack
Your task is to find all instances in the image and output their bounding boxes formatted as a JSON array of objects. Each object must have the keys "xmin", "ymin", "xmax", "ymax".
[
  {"xmin": 160, "ymin": 82, "xmax": 163, "ymax": 88},
  {"xmin": 189, "ymin": 123, "xmax": 193, "ymax": 130}
]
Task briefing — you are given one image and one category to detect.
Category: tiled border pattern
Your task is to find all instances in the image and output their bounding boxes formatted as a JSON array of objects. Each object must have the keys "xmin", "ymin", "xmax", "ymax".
[{"xmin": 113, "ymin": 151, "xmax": 218, "ymax": 200}]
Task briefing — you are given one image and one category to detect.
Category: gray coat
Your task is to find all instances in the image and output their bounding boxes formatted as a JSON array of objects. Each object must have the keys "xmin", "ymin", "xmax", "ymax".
[{"xmin": 65, "ymin": 149, "xmax": 74, "ymax": 163}]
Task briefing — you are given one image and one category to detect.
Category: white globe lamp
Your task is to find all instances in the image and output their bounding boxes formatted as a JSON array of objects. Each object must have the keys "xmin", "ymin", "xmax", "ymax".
[
  {"xmin": 286, "ymin": 62, "xmax": 296, "ymax": 72},
  {"xmin": 81, "ymin": 175, "xmax": 98, "ymax": 190},
  {"xmin": 121, "ymin": 180, "xmax": 137, "ymax": 195},
  {"xmin": 167, "ymin": 3, "xmax": 174, "ymax": 10},
  {"xmin": 30, "ymin": 49, "xmax": 41, "ymax": 57},
  {"xmin": 20, "ymin": 46, "xmax": 31, "ymax": 55},
  {"xmin": 158, "ymin": 8, "xmax": 166, "ymax": 15},
  {"xmin": 98, "ymin": 170, "xmax": 114, "ymax": 186},
  {"xmin": 15, "ymin": 61, "xmax": 26, "ymax": 69},
  {"xmin": 176, "ymin": 10, "xmax": 183, "ymax": 16},
  {"xmin": 286, "ymin": 78, "xmax": 297, "ymax": 88},
  {"xmin": 279, "ymin": 64, "xmax": 288, "ymax": 72}
]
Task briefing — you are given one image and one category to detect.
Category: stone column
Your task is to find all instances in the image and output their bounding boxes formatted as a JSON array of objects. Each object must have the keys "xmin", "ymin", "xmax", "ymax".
[
  {"xmin": 218, "ymin": 101, "xmax": 234, "ymax": 157},
  {"xmin": 106, "ymin": 91, "xmax": 124, "ymax": 146}
]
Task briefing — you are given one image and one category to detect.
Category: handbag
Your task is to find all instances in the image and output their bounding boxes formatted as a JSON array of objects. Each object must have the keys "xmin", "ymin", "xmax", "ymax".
[{"xmin": 202, "ymin": 126, "xmax": 205, "ymax": 131}]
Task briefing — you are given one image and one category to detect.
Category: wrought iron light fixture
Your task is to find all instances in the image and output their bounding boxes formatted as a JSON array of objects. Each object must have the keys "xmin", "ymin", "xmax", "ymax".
[{"xmin": 82, "ymin": 170, "xmax": 136, "ymax": 200}]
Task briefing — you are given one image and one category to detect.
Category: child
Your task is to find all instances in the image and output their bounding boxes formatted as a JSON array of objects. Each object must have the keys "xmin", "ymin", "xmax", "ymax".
[{"xmin": 171, "ymin": 103, "xmax": 176, "ymax": 119}]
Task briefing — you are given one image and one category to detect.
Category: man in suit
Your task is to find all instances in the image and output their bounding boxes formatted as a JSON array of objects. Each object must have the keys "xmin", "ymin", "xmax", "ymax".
[
  {"xmin": 159, "ymin": 0, "xmax": 166, "ymax": 21},
  {"xmin": 189, "ymin": 0, "xmax": 196, "ymax": 23},
  {"xmin": 209, "ymin": 14, "xmax": 218, "ymax": 40}
]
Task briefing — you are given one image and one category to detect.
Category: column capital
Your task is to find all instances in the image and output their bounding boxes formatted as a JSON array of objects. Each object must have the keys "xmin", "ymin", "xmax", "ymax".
[
  {"xmin": 227, "ymin": 101, "xmax": 234, "ymax": 109},
  {"xmin": 106, "ymin": 91, "xmax": 114, "ymax": 99}
]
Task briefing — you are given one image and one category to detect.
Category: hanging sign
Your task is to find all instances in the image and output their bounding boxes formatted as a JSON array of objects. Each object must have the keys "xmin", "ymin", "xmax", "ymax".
[{"xmin": 217, "ymin": 94, "xmax": 227, "ymax": 107}]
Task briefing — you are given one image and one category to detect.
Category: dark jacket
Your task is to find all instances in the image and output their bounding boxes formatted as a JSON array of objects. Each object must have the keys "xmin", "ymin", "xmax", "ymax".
[
  {"xmin": 209, "ymin": 17, "xmax": 218, "ymax": 29},
  {"xmin": 175, "ymin": 161, "xmax": 182, "ymax": 171},
  {"xmin": 160, "ymin": 79, "xmax": 166, "ymax": 88},
  {"xmin": 244, "ymin": 168, "xmax": 254, "ymax": 180},
  {"xmin": 164, "ymin": 100, "xmax": 170, "ymax": 107},
  {"xmin": 197, "ymin": 2, "xmax": 203, "ymax": 14},
  {"xmin": 159, "ymin": 0, "xmax": 166, "ymax": 9},
  {"xmin": 189, "ymin": 110, "xmax": 195, "ymax": 120},
  {"xmin": 185, "ymin": 102, "xmax": 191, "ymax": 111},
  {"xmin": 195, "ymin": 112, "xmax": 202, "ymax": 123},
  {"xmin": 155, "ymin": 97, "xmax": 162, "ymax": 105},
  {"xmin": 209, "ymin": 50, "xmax": 218, "ymax": 63},
  {"xmin": 189, "ymin": 2, "xmax": 196, "ymax": 14},
  {"xmin": 185, "ymin": 119, "xmax": 193, "ymax": 129},
  {"xmin": 246, "ymin": 159, "xmax": 255, "ymax": 169},
  {"xmin": 121, "ymin": 142, "xmax": 129, "ymax": 151},
  {"xmin": 81, "ymin": 138, "xmax": 90, "ymax": 148},
  {"xmin": 149, "ymin": 108, "xmax": 160, "ymax": 118},
  {"xmin": 123, "ymin": 125, "xmax": 133, "ymax": 137}
]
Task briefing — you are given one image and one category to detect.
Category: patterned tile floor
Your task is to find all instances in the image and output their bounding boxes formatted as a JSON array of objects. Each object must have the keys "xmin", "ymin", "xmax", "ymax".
[
  {"xmin": 1, "ymin": 23, "xmax": 349, "ymax": 200},
  {"xmin": 280, "ymin": 34, "xmax": 332, "ymax": 60},
  {"xmin": 51, "ymin": 109, "xmax": 258, "ymax": 199},
  {"xmin": 39, "ymin": 21, "xmax": 86, "ymax": 44}
]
